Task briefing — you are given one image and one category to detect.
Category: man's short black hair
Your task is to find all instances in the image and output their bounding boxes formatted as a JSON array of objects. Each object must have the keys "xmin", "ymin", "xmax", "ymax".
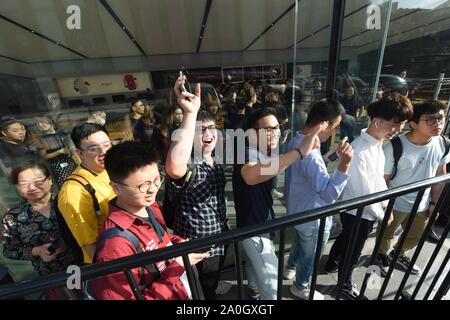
[
  {"xmin": 305, "ymin": 99, "xmax": 345, "ymax": 127},
  {"xmin": 367, "ymin": 92, "xmax": 413, "ymax": 123},
  {"xmin": 197, "ymin": 110, "xmax": 216, "ymax": 123},
  {"xmin": 0, "ymin": 117, "xmax": 23, "ymax": 132},
  {"xmin": 247, "ymin": 107, "xmax": 278, "ymax": 129},
  {"xmin": 105, "ymin": 141, "xmax": 160, "ymax": 182},
  {"xmin": 71, "ymin": 123, "xmax": 109, "ymax": 149},
  {"xmin": 411, "ymin": 100, "xmax": 447, "ymax": 124}
]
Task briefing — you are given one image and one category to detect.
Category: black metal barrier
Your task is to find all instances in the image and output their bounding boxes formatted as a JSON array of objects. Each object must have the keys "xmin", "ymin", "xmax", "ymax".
[{"xmin": 1, "ymin": 174, "xmax": 450, "ymax": 300}]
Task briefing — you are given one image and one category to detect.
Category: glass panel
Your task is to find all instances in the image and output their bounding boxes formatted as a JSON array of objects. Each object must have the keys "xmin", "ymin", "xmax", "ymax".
[
  {"xmin": 290, "ymin": 0, "xmax": 334, "ymax": 136},
  {"xmin": 336, "ymin": 0, "xmax": 393, "ymax": 141},
  {"xmin": 0, "ymin": 0, "xmax": 303, "ymax": 286}
]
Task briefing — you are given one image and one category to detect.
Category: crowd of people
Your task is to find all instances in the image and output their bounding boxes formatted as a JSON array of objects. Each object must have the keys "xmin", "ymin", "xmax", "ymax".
[{"xmin": 0, "ymin": 73, "xmax": 449, "ymax": 300}]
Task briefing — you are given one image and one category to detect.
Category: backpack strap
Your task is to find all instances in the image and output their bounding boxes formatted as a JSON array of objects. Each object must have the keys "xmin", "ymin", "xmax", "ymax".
[
  {"xmin": 441, "ymin": 134, "xmax": 450, "ymax": 159},
  {"xmin": 390, "ymin": 136, "xmax": 403, "ymax": 181},
  {"xmin": 66, "ymin": 174, "xmax": 101, "ymax": 217},
  {"xmin": 95, "ymin": 227, "xmax": 161, "ymax": 282},
  {"xmin": 84, "ymin": 227, "xmax": 161, "ymax": 300}
]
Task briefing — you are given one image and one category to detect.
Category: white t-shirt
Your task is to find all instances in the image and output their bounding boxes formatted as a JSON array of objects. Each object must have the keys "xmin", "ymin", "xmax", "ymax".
[
  {"xmin": 384, "ymin": 133, "xmax": 450, "ymax": 213},
  {"xmin": 343, "ymin": 129, "xmax": 388, "ymax": 221}
]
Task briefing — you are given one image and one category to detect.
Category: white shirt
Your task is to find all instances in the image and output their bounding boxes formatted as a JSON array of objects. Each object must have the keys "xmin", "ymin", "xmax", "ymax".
[
  {"xmin": 384, "ymin": 133, "xmax": 450, "ymax": 213},
  {"xmin": 343, "ymin": 129, "xmax": 388, "ymax": 221}
]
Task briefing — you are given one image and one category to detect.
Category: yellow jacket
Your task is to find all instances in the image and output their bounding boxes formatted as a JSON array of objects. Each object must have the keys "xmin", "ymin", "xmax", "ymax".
[{"xmin": 58, "ymin": 165, "xmax": 115, "ymax": 263}]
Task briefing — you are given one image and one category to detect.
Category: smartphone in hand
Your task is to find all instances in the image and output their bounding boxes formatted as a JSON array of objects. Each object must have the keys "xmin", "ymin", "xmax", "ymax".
[
  {"xmin": 48, "ymin": 238, "xmax": 63, "ymax": 254},
  {"xmin": 179, "ymin": 71, "xmax": 187, "ymax": 92},
  {"xmin": 328, "ymin": 151, "xmax": 338, "ymax": 162}
]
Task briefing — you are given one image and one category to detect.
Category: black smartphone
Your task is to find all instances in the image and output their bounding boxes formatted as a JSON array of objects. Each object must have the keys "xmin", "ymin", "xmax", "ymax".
[
  {"xmin": 48, "ymin": 238, "xmax": 63, "ymax": 254},
  {"xmin": 328, "ymin": 151, "xmax": 338, "ymax": 162},
  {"xmin": 179, "ymin": 70, "xmax": 192, "ymax": 93},
  {"xmin": 198, "ymin": 245, "xmax": 215, "ymax": 253},
  {"xmin": 48, "ymin": 243, "xmax": 57, "ymax": 254}
]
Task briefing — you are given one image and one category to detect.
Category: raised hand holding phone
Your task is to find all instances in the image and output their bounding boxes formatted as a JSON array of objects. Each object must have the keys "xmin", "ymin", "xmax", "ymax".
[
  {"xmin": 174, "ymin": 73, "xmax": 201, "ymax": 115},
  {"xmin": 336, "ymin": 136, "xmax": 353, "ymax": 173}
]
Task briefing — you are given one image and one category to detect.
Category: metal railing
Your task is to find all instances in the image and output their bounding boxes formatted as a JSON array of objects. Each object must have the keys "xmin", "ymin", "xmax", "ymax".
[{"xmin": 1, "ymin": 174, "xmax": 450, "ymax": 300}]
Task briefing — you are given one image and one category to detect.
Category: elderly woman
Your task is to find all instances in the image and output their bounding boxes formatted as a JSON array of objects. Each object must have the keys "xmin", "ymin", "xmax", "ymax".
[{"xmin": 1, "ymin": 161, "xmax": 79, "ymax": 299}]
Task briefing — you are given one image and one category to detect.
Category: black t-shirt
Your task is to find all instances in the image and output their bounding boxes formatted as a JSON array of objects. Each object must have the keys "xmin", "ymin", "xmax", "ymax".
[
  {"xmin": 339, "ymin": 96, "xmax": 361, "ymax": 117},
  {"xmin": 134, "ymin": 121, "xmax": 165, "ymax": 146},
  {"xmin": 230, "ymin": 114, "xmax": 248, "ymax": 130},
  {"xmin": 232, "ymin": 145, "xmax": 274, "ymax": 229},
  {"xmin": 33, "ymin": 131, "xmax": 67, "ymax": 154},
  {"xmin": 0, "ymin": 140, "xmax": 36, "ymax": 169}
]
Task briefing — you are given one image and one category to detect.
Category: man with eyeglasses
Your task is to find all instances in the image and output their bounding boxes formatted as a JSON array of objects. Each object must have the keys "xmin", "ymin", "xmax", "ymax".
[
  {"xmin": 57, "ymin": 123, "xmax": 116, "ymax": 263},
  {"xmin": 165, "ymin": 76, "xmax": 227, "ymax": 299},
  {"xmin": 378, "ymin": 100, "xmax": 450, "ymax": 275},
  {"xmin": 90, "ymin": 141, "xmax": 208, "ymax": 300},
  {"xmin": 232, "ymin": 107, "xmax": 326, "ymax": 300}
]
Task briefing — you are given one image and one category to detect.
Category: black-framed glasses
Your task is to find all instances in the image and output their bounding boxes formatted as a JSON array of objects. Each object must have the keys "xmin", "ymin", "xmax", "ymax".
[
  {"xmin": 16, "ymin": 176, "xmax": 49, "ymax": 190},
  {"xmin": 112, "ymin": 174, "xmax": 165, "ymax": 193},
  {"xmin": 199, "ymin": 125, "xmax": 217, "ymax": 133},
  {"xmin": 421, "ymin": 116, "xmax": 446, "ymax": 126},
  {"xmin": 258, "ymin": 125, "xmax": 281, "ymax": 136},
  {"xmin": 80, "ymin": 141, "xmax": 112, "ymax": 155}
]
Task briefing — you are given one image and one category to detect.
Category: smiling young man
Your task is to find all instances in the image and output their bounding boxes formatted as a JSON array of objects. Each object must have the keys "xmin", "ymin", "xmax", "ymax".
[
  {"xmin": 377, "ymin": 100, "xmax": 450, "ymax": 276},
  {"xmin": 57, "ymin": 123, "xmax": 116, "ymax": 263},
  {"xmin": 232, "ymin": 107, "xmax": 326, "ymax": 300},
  {"xmin": 165, "ymin": 76, "xmax": 227, "ymax": 299},
  {"xmin": 325, "ymin": 93, "xmax": 413, "ymax": 299},
  {"xmin": 91, "ymin": 141, "xmax": 208, "ymax": 300}
]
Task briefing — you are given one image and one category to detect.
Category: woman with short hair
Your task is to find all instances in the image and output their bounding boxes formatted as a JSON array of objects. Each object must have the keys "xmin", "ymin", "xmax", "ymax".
[{"xmin": 1, "ymin": 161, "xmax": 79, "ymax": 299}]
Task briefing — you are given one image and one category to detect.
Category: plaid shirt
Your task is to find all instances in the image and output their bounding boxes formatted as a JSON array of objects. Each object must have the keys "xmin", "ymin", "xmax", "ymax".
[{"xmin": 167, "ymin": 159, "xmax": 226, "ymax": 256}]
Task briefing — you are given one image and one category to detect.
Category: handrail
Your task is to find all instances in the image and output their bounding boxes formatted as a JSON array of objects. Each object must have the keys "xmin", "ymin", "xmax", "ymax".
[{"xmin": 1, "ymin": 173, "xmax": 450, "ymax": 299}]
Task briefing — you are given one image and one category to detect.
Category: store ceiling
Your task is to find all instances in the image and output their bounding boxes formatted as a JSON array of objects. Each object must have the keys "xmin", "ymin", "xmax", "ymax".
[{"xmin": 0, "ymin": 0, "xmax": 448, "ymax": 65}]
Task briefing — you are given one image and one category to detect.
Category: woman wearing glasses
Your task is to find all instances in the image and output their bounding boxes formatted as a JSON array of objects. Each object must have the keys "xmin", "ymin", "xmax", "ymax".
[{"xmin": 1, "ymin": 160, "xmax": 79, "ymax": 299}]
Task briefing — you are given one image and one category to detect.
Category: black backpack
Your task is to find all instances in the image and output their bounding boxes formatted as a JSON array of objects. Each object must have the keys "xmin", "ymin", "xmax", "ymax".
[
  {"xmin": 162, "ymin": 165, "xmax": 197, "ymax": 230},
  {"xmin": 390, "ymin": 134, "xmax": 450, "ymax": 180},
  {"xmin": 54, "ymin": 174, "xmax": 102, "ymax": 265},
  {"xmin": 84, "ymin": 226, "xmax": 161, "ymax": 300}
]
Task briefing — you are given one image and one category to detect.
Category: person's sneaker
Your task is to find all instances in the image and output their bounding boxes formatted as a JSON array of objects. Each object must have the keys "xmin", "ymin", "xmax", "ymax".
[
  {"xmin": 290, "ymin": 284, "xmax": 324, "ymax": 300},
  {"xmin": 248, "ymin": 287, "xmax": 260, "ymax": 300},
  {"xmin": 283, "ymin": 266, "xmax": 296, "ymax": 280},
  {"xmin": 376, "ymin": 254, "xmax": 390, "ymax": 277},
  {"xmin": 391, "ymin": 251, "xmax": 421, "ymax": 275},
  {"xmin": 340, "ymin": 283, "xmax": 361, "ymax": 300},
  {"xmin": 215, "ymin": 280, "xmax": 233, "ymax": 295},
  {"xmin": 324, "ymin": 260, "xmax": 339, "ymax": 273},
  {"xmin": 271, "ymin": 189, "xmax": 284, "ymax": 199}
]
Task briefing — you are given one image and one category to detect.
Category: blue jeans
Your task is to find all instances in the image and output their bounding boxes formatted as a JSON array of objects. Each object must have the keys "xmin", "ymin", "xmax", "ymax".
[
  {"xmin": 287, "ymin": 227, "xmax": 330, "ymax": 288},
  {"xmin": 242, "ymin": 235, "xmax": 278, "ymax": 300}
]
